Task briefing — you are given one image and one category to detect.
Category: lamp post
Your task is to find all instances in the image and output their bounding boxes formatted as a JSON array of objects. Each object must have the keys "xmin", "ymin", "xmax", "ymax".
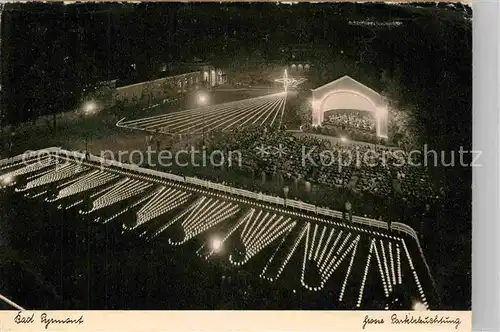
[
  {"xmin": 283, "ymin": 186, "xmax": 289, "ymax": 207},
  {"xmin": 81, "ymin": 101, "xmax": 98, "ymax": 157},
  {"xmin": 345, "ymin": 201, "xmax": 352, "ymax": 222},
  {"xmin": 197, "ymin": 93, "xmax": 208, "ymax": 146}
]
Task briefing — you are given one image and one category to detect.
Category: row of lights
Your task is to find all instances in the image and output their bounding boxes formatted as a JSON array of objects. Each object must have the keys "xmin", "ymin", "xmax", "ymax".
[
  {"xmin": 325, "ymin": 235, "xmax": 360, "ymax": 284},
  {"xmin": 0, "ymin": 155, "xmax": 54, "ymax": 172},
  {"xmin": 0, "ymin": 156, "xmax": 65, "ymax": 189},
  {"xmin": 0, "ymin": 158, "xmax": 57, "ymax": 185},
  {"xmin": 356, "ymin": 239, "xmax": 375, "ymax": 308},
  {"xmin": 396, "ymin": 244, "xmax": 403, "ymax": 285},
  {"xmin": 66, "ymin": 151, "xmax": 406, "ymax": 253},
  {"xmin": 401, "ymin": 239, "xmax": 429, "ymax": 310},
  {"xmin": 7, "ymin": 156, "xmax": 428, "ymax": 309},
  {"xmin": 281, "ymin": 206, "xmax": 398, "ymax": 245},
  {"xmin": 82, "ymin": 178, "xmax": 152, "ymax": 214},
  {"xmin": 107, "ymin": 188, "xmax": 161, "ymax": 225},
  {"xmin": 62, "ymin": 198, "xmax": 85, "ymax": 210},
  {"xmin": 339, "ymin": 239, "xmax": 359, "ymax": 302},
  {"xmin": 318, "ymin": 230, "xmax": 343, "ymax": 275},
  {"xmin": 7, "ymin": 155, "xmax": 423, "ymax": 287},
  {"xmin": 0, "ymin": 158, "xmax": 33, "ymax": 171},
  {"xmin": 300, "ymin": 224, "xmax": 314, "ymax": 289},
  {"xmin": 199, "ymin": 94, "xmax": 279, "ymax": 131},
  {"xmin": 241, "ymin": 211, "xmax": 274, "ymax": 246},
  {"xmin": 66, "ymin": 179, "xmax": 116, "ymax": 210},
  {"xmin": 85, "ymin": 177, "xmax": 131, "ymax": 204},
  {"xmin": 199, "ymin": 208, "xmax": 256, "ymax": 259},
  {"xmin": 46, "ymin": 169, "xmax": 97, "ymax": 202},
  {"xmin": 230, "ymin": 213, "xmax": 295, "ymax": 266},
  {"xmin": 146, "ymin": 196, "xmax": 201, "ymax": 240},
  {"xmin": 30, "ymin": 190, "xmax": 48, "ymax": 198},
  {"xmin": 47, "ymin": 170, "xmax": 119, "ymax": 203},
  {"xmin": 168, "ymin": 198, "xmax": 240, "ymax": 246},
  {"xmin": 136, "ymin": 95, "xmax": 229, "ymax": 130},
  {"xmin": 181, "ymin": 197, "xmax": 222, "ymax": 230},
  {"xmin": 321, "ymin": 232, "xmax": 352, "ymax": 275},
  {"xmin": 3, "ymin": 152, "xmax": 429, "ymax": 309},
  {"xmin": 106, "ymin": 185, "xmax": 171, "ymax": 224},
  {"xmin": 57, "ymin": 174, "xmax": 119, "ymax": 211},
  {"xmin": 183, "ymin": 201, "xmax": 240, "ymax": 245},
  {"xmin": 3, "ymin": 150, "xmax": 408, "ymax": 252},
  {"xmin": 260, "ymin": 224, "xmax": 306, "ymax": 283},
  {"xmin": 56, "ymin": 169, "xmax": 89, "ymax": 189},
  {"xmin": 24, "ymin": 165, "xmax": 57, "ymax": 182},
  {"xmin": 126, "ymin": 93, "xmax": 218, "ymax": 130},
  {"xmin": 218, "ymin": 96, "xmax": 284, "ymax": 130},
  {"xmin": 121, "ymin": 90, "xmax": 273, "ymax": 128},
  {"xmin": 317, "ymin": 227, "xmax": 336, "ymax": 266},
  {"xmin": 130, "ymin": 93, "xmax": 281, "ymax": 133},
  {"xmin": 301, "ymin": 232, "xmax": 358, "ymax": 292},
  {"xmin": 389, "ymin": 242, "xmax": 397, "ymax": 286},
  {"xmin": 147, "ymin": 95, "xmax": 246, "ymax": 132},
  {"xmin": 312, "ymin": 225, "xmax": 326, "ymax": 261},
  {"xmin": 181, "ymin": 197, "xmax": 231, "ymax": 229},
  {"xmin": 17, "ymin": 164, "xmax": 88, "ymax": 193},
  {"xmin": 373, "ymin": 241, "xmax": 390, "ymax": 298},
  {"xmin": 301, "ymin": 221, "xmax": 356, "ymax": 292},
  {"xmin": 131, "ymin": 187, "xmax": 191, "ymax": 230},
  {"xmin": 175, "ymin": 203, "xmax": 240, "ymax": 247},
  {"xmin": 315, "ymin": 226, "xmax": 337, "ymax": 274},
  {"xmin": 308, "ymin": 224, "xmax": 320, "ymax": 261},
  {"xmin": 379, "ymin": 239, "xmax": 393, "ymax": 293}
]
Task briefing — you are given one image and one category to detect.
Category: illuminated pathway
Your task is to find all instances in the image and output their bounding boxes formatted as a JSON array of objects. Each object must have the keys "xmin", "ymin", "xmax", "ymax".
[
  {"xmin": 0, "ymin": 149, "xmax": 435, "ymax": 310},
  {"xmin": 116, "ymin": 92, "xmax": 287, "ymax": 134}
]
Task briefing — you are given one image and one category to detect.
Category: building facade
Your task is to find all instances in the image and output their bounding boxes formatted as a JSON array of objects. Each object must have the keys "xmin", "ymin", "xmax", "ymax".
[{"xmin": 112, "ymin": 62, "xmax": 226, "ymax": 107}]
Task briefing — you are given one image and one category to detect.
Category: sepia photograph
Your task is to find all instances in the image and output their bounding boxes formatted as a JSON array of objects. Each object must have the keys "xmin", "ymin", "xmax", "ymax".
[{"xmin": 0, "ymin": 1, "xmax": 471, "ymax": 315}]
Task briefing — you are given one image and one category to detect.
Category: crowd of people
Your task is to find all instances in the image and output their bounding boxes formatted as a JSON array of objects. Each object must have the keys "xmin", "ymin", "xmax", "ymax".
[
  {"xmin": 299, "ymin": 110, "xmax": 381, "ymax": 145},
  {"xmin": 305, "ymin": 124, "xmax": 383, "ymax": 146},
  {"xmin": 301, "ymin": 110, "xmax": 418, "ymax": 150},
  {"xmin": 324, "ymin": 110, "xmax": 376, "ymax": 132},
  {"xmin": 206, "ymin": 125, "xmax": 443, "ymax": 225},
  {"xmin": 214, "ymin": 126, "xmax": 437, "ymax": 196}
]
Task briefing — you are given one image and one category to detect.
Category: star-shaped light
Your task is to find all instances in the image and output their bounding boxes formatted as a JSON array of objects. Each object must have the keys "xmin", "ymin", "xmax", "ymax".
[
  {"xmin": 275, "ymin": 69, "xmax": 295, "ymax": 90},
  {"xmin": 275, "ymin": 69, "xmax": 307, "ymax": 90}
]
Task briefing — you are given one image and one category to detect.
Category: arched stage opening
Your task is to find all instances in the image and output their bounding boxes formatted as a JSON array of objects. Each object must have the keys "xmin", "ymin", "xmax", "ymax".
[{"xmin": 311, "ymin": 75, "xmax": 389, "ymax": 138}]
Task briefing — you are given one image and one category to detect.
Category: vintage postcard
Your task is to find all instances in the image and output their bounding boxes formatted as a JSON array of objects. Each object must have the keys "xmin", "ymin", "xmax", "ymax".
[{"xmin": 0, "ymin": 1, "xmax": 472, "ymax": 331}]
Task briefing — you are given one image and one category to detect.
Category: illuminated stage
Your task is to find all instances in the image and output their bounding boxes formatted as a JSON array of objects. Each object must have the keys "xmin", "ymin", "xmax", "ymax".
[{"xmin": 311, "ymin": 76, "xmax": 389, "ymax": 139}]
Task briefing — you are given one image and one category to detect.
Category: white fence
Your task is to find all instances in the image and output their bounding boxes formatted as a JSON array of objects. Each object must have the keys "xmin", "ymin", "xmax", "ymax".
[
  {"xmin": 352, "ymin": 216, "xmax": 389, "ymax": 230},
  {"xmin": 0, "ymin": 147, "xmax": 61, "ymax": 167}
]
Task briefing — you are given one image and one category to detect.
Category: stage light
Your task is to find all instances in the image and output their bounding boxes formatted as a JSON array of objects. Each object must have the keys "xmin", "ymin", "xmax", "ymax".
[
  {"xmin": 210, "ymin": 236, "xmax": 223, "ymax": 252},
  {"xmin": 83, "ymin": 101, "xmax": 98, "ymax": 115},
  {"xmin": 340, "ymin": 136, "xmax": 348, "ymax": 143},
  {"xmin": 197, "ymin": 93, "xmax": 209, "ymax": 106},
  {"xmin": 412, "ymin": 300, "xmax": 427, "ymax": 311},
  {"xmin": 2, "ymin": 174, "xmax": 13, "ymax": 185}
]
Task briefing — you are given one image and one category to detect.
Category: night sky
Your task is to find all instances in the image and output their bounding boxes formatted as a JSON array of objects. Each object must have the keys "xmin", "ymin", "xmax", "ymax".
[{"xmin": 1, "ymin": 2, "xmax": 471, "ymax": 144}]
